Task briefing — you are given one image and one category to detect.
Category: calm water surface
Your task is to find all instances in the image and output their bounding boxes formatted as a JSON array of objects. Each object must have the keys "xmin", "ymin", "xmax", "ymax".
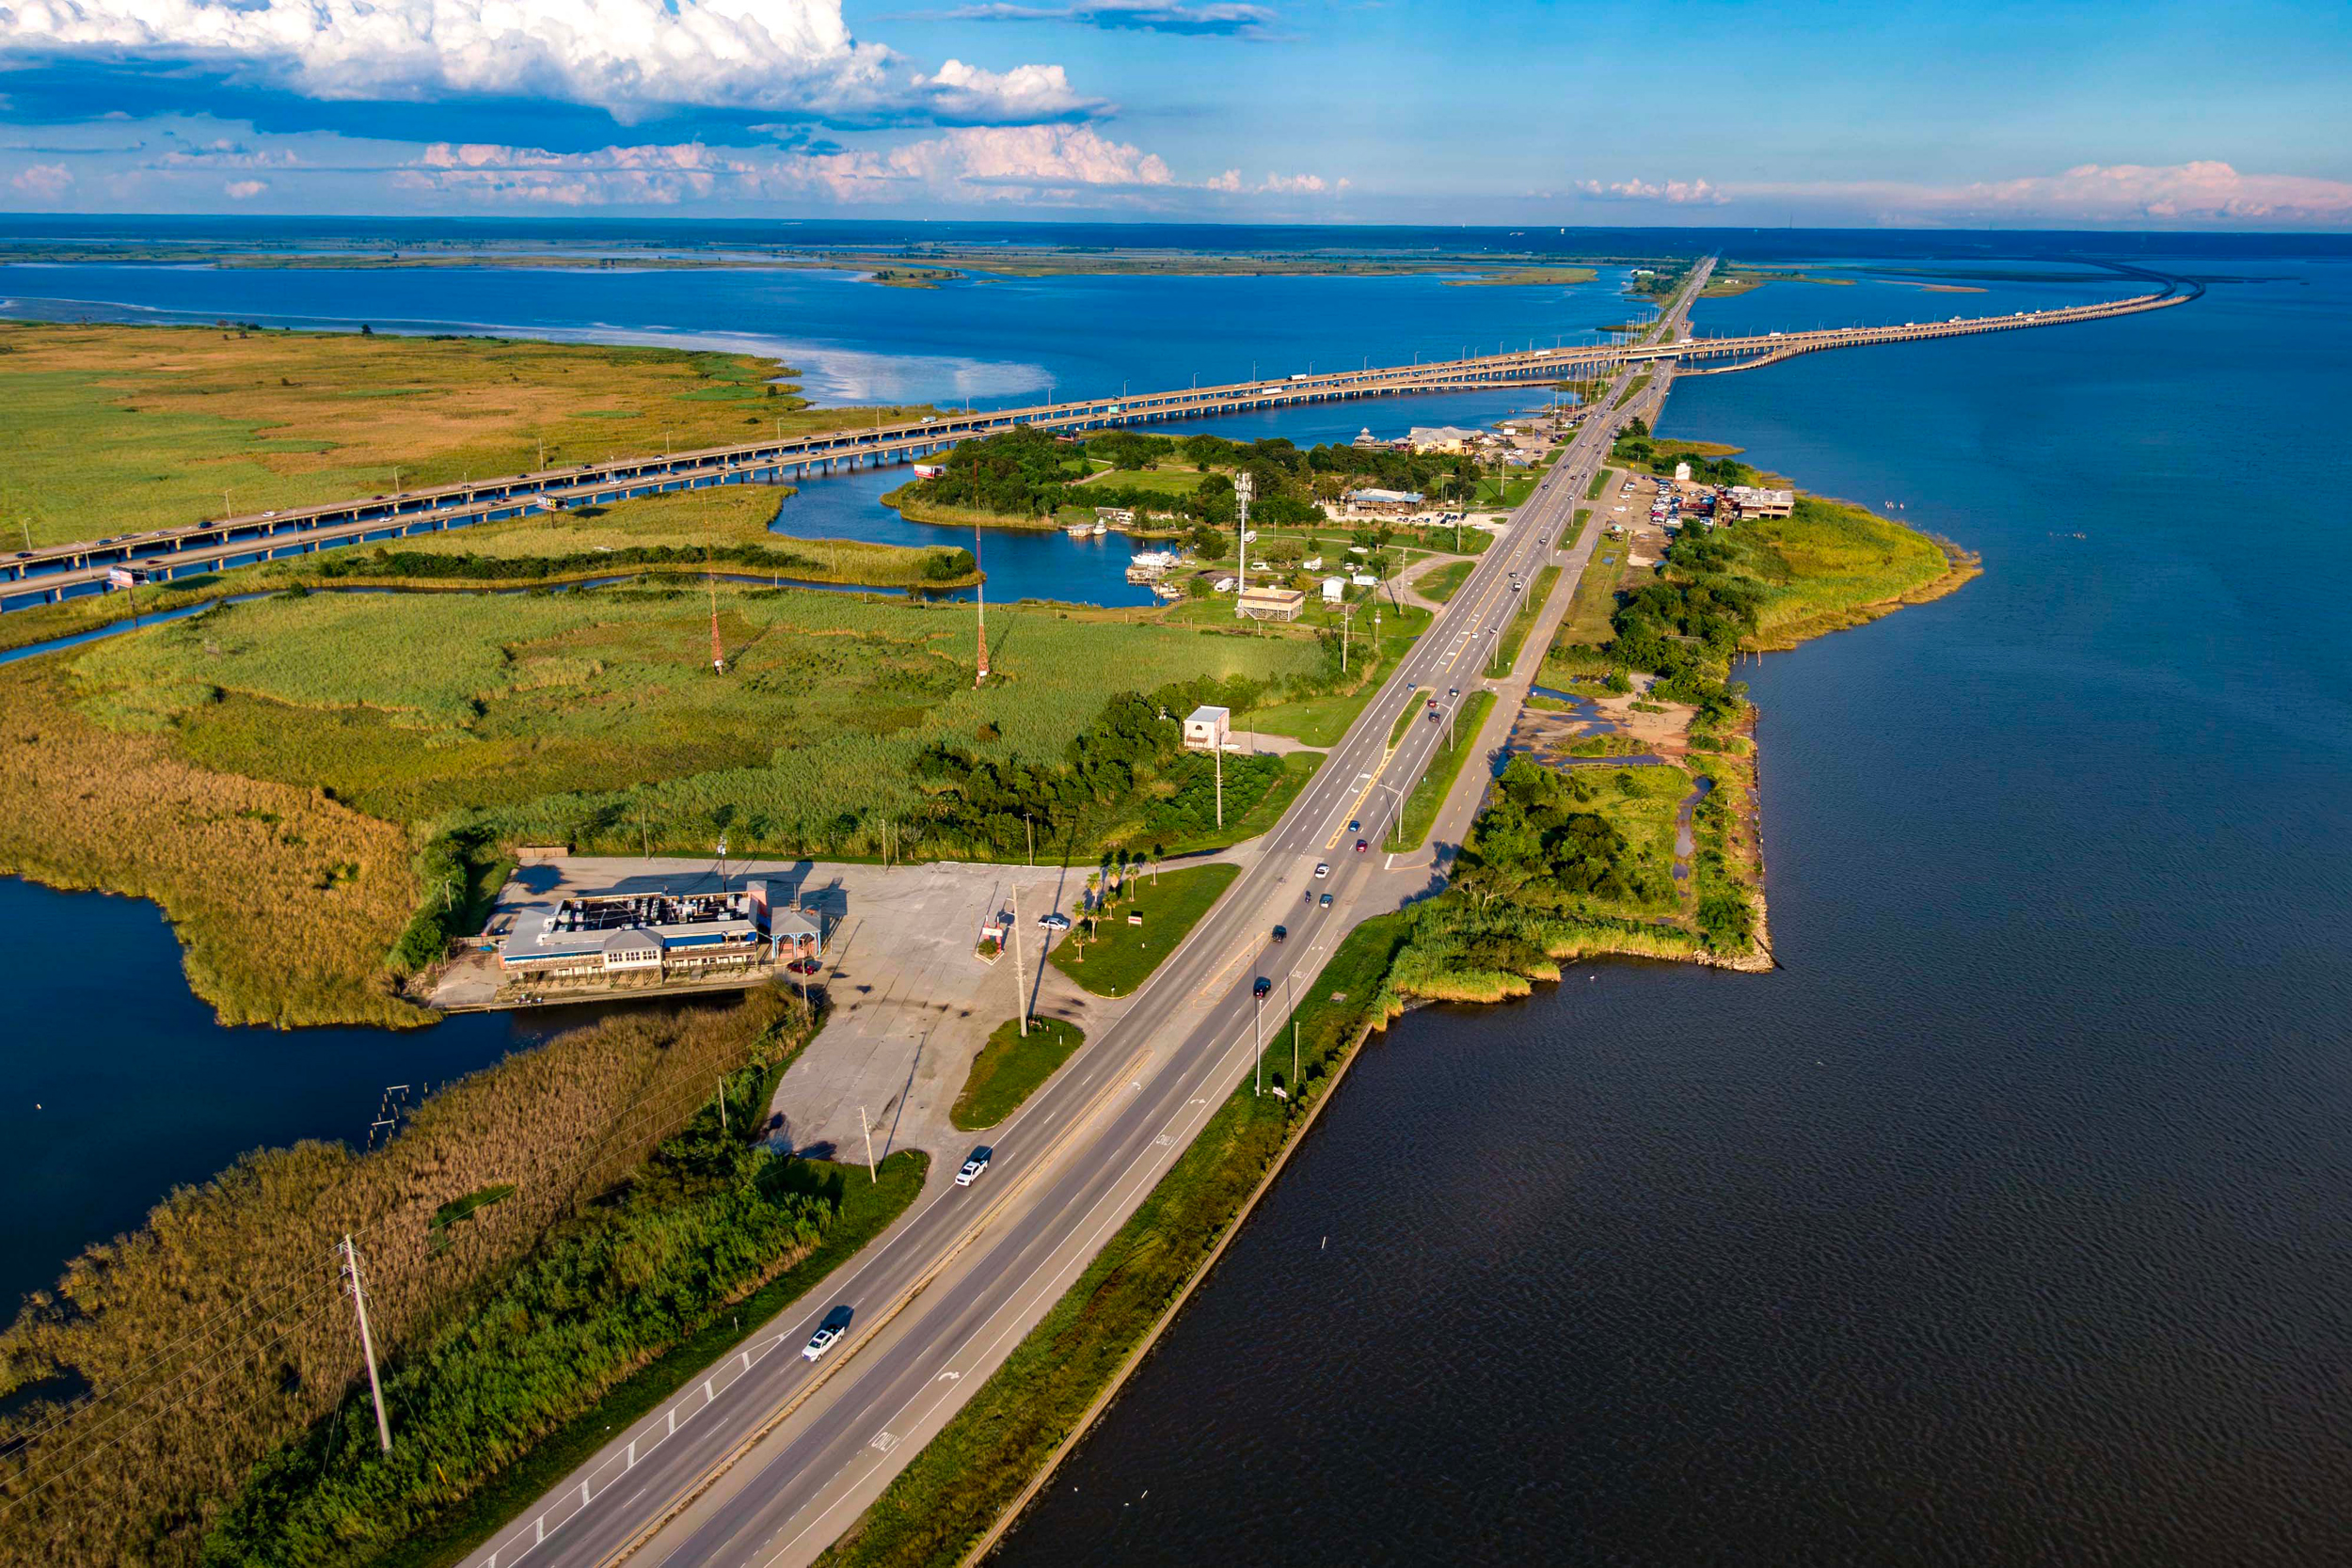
[
  {"xmin": 4, "ymin": 242, "xmax": 2348, "ymax": 1561},
  {"xmin": 992, "ymin": 255, "xmax": 2352, "ymax": 1564}
]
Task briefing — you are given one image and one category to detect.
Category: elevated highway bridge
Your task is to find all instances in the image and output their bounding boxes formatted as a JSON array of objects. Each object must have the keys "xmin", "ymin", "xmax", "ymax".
[{"xmin": 1, "ymin": 267, "xmax": 2195, "ymax": 610}]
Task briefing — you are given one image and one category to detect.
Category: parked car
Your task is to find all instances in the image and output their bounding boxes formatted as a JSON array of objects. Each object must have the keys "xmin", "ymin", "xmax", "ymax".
[
  {"xmin": 786, "ymin": 958, "xmax": 822, "ymax": 976},
  {"xmin": 956, "ymin": 1147, "xmax": 993, "ymax": 1186},
  {"xmin": 803, "ymin": 1304, "xmax": 854, "ymax": 1361},
  {"xmin": 1037, "ymin": 911, "xmax": 1071, "ymax": 929}
]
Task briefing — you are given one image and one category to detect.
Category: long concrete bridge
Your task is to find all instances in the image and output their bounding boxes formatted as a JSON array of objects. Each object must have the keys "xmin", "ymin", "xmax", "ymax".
[{"xmin": 0, "ymin": 266, "xmax": 2196, "ymax": 610}]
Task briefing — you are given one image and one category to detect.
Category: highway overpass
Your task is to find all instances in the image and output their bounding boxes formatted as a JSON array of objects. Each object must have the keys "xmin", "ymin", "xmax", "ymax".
[{"xmin": 1, "ymin": 266, "xmax": 2194, "ymax": 610}]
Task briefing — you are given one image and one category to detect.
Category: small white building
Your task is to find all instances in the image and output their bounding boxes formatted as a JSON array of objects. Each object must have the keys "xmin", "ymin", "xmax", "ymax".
[
  {"xmin": 1302, "ymin": 555, "xmax": 1324, "ymax": 571},
  {"xmin": 1322, "ymin": 576, "xmax": 1346, "ymax": 603},
  {"xmin": 1235, "ymin": 585, "xmax": 1306, "ymax": 623},
  {"xmin": 1183, "ymin": 705, "xmax": 1231, "ymax": 752},
  {"xmin": 1674, "ymin": 461, "xmax": 1692, "ymax": 483},
  {"xmin": 1351, "ymin": 571, "xmax": 1378, "ymax": 587}
]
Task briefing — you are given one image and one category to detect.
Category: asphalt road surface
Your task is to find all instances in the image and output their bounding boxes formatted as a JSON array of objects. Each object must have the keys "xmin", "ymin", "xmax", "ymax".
[{"xmin": 462, "ymin": 261, "xmax": 1712, "ymax": 1568}]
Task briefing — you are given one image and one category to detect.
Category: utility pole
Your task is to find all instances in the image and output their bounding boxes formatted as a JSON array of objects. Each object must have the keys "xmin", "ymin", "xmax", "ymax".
[
  {"xmin": 341, "ymin": 1235, "xmax": 392, "ymax": 1454},
  {"xmin": 860, "ymin": 1105, "xmax": 876, "ymax": 1183},
  {"xmin": 1009, "ymin": 880, "xmax": 1028, "ymax": 1037},
  {"xmin": 1253, "ymin": 990, "xmax": 1263, "ymax": 1096},
  {"xmin": 716, "ymin": 1076, "xmax": 728, "ymax": 1132},
  {"xmin": 1293, "ymin": 1019, "xmax": 1299, "ymax": 1093},
  {"xmin": 1025, "ymin": 812, "xmax": 1033, "ymax": 867},
  {"xmin": 1214, "ymin": 738, "xmax": 1222, "ymax": 830}
]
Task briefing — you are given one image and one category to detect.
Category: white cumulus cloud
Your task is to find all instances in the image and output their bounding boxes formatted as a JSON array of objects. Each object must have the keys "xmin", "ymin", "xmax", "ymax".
[
  {"xmin": 222, "ymin": 178, "xmax": 268, "ymax": 198},
  {"xmin": 0, "ymin": 0, "xmax": 1096, "ymax": 124},
  {"xmin": 396, "ymin": 124, "xmax": 1175, "ymax": 206},
  {"xmin": 1205, "ymin": 167, "xmax": 1339, "ymax": 195},
  {"xmin": 1930, "ymin": 161, "xmax": 2352, "ymax": 224},
  {"xmin": 1575, "ymin": 176, "xmax": 1726, "ymax": 206},
  {"xmin": 10, "ymin": 162, "xmax": 73, "ymax": 198}
]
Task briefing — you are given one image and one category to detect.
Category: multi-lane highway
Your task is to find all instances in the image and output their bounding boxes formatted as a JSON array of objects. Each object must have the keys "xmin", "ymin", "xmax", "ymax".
[{"xmin": 456, "ymin": 259, "xmax": 1713, "ymax": 1568}]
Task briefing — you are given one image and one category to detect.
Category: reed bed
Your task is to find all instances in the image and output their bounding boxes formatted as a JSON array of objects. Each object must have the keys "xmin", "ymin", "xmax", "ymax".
[
  {"xmin": 0, "ymin": 988, "xmax": 812, "ymax": 1568},
  {"xmin": 0, "ymin": 661, "xmax": 422, "ymax": 1027}
]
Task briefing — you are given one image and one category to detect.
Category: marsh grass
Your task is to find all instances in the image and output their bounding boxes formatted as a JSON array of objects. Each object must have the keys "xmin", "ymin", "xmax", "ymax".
[
  {"xmin": 0, "ymin": 320, "xmax": 930, "ymax": 548},
  {"xmin": 0, "ymin": 988, "xmax": 815, "ymax": 1568},
  {"xmin": 0, "ymin": 660, "xmax": 423, "ymax": 1027}
]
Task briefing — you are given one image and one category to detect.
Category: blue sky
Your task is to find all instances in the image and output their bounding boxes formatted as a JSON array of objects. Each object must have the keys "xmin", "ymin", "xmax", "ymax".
[{"xmin": 2, "ymin": 0, "xmax": 2347, "ymax": 226}]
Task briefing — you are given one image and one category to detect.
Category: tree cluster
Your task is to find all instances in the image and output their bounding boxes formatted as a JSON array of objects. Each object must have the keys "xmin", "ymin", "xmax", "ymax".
[{"xmin": 1453, "ymin": 757, "xmax": 1671, "ymax": 913}]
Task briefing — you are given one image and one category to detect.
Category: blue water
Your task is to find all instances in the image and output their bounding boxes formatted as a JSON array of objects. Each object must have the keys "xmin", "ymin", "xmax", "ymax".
[
  {"xmin": 5, "ymin": 230, "xmax": 2350, "ymax": 1560},
  {"xmin": 990, "ymin": 248, "xmax": 2352, "ymax": 1565}
]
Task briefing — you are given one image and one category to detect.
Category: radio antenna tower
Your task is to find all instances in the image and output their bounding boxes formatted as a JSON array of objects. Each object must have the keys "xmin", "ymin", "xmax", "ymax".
[
  {"xmin": 707, "ymin": 571, "xmax": 724, "ymax": 673},
  {"xmin": 973, "ymin": 518, "xmax": 990, "ymax": 685}
]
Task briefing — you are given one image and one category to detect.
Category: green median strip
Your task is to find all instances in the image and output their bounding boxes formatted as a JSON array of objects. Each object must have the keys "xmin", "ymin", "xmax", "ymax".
[
  {"xmin": 814, "ymin": 914, "xmax": 1414, "ymax": 1568},
  {"xmin": 1486, "ymin": 566, "xmax": 1559, "ymax": 677},
  {"xmin": 1396, "ymin": 689, "xmax": 1496, "ymax": 849},
  {"xmin": 1048, "ymin": 862, "xmax": 1239, "ymax": 998},
  {"xmin": 1565, "ymin": 507, "xmax": 1593, "ymax": 550},
  {"xmin": 952, "ymin": 1018, "xmax": 1085, "ymax": 1131},
  {"xmin": 1388, "ymin": 689, "xmax": 1431, "ymax": 748},
  {"xmin": 1585, "ymin": 467, "xmax": 1613, "ymax": 500}
]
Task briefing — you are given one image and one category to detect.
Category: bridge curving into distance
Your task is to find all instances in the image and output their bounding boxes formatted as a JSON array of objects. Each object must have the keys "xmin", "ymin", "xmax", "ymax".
[{"xmin": 2, "ymin": 266, "xmax": 2197, "ymax": 610}]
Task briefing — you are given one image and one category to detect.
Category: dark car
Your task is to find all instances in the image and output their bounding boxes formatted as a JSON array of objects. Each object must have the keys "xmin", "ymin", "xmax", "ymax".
[
  {"xmin": 1347, "ymin": 818, "xmax": 1360, "ymax": 832},
  {"xmin": 786, "ymin": 957, "xmax": 822, "ymax": 975},
  {"xmin": 1448, "ymin": 688, "xmax": 1459, "ymax": 698},
  {"xmin": 1319, "ymin": 893, "xmax": 1333, "ymax": 908},
  {"xmin": 1272, "ymin": 925, "xmax": 1288, "ymax": 943},
  {"xmin": 1253, "ymin": 976, "xmax": 1273, "ymax": 998},
  {"xmin": 1356, "ymin": 838, "xmax": 1369, "ymax": 852}
]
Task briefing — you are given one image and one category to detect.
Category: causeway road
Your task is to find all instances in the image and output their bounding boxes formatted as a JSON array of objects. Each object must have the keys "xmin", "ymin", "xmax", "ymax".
[{"xmin": 460, "ymin": 261, "xmax": 1712, "ymax": 1568}]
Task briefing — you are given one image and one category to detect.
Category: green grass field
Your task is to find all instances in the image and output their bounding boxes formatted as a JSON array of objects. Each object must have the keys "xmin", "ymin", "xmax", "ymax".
[
  {"xmin": 1413, "ymin": 560, "xmax": 1474, "ymax": 603},
  {"xmin": 0, "ymin": 319, "xmax": 927, "ymax": 548},
  {"xmin": 951, "ymin": 1019, "xmax": 1085, "ymax": 1131},
  {"xmin": 1397, "ymin": 689, "xmax": 1496, "ymax": 847},
  {"xmin": 1238, "ymin": 689, "xmax": 1372, "ymax": 748},
  {"xmin": 68, "ymin": 588, "xmax": 1323, "ymax": 829},
  {"xmin": 1731, "ymin": 497, "xmax": 1954, "ymax": 640},
  {"xmin": 1585, "ymin": 467, "xmax": 1613, "ymax": 500},
  {"xmin": 1084, "ymin": 467, "xmax": 1206, "ymax": 497},
  {"xmin": 1554, "ymin": 546, "xmax": 1628, "ymax": 650},
  {"xmin": 1049, "ymin": 863, "xmax": 1239, "ymax": 998},
  {"xmin": 1565, "ymin": 508, "xmax": 1593, "ymax": 549}
]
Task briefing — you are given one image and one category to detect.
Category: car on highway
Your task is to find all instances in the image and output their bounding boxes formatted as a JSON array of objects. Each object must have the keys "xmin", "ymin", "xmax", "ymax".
[
  {"xmin": 1355, "ymin": 838, "xmax": 1369, "ymax": 852},
  {"xmin": 1347, "ymin": 818, "xmax": 1360, "ymax": 832},
  {"xmin": 1253, "ymin": 976, "xmax": 1273, "ymax": 998},
  {"xmin": 1319, "ymin": 892, "xmax": 1334, "ymax": 908},
  {"xmin": 956, "ymin": 1147, "xmax": 993, "ymax": 1186},
  {"xmin": 803, "ymin": 1304, "xmax": 854, "ymax": 1360},
  {"xmin": 1271, "ymin": 924, "xmax": 1288, "ymax": 943},
  {"xmin": 1448, "ymin": 688, "xmax": 1459, "ymax": 698},
  {"xmin": 1314, "ymin": 863, "xmax": 1329, "ymax": 879}
]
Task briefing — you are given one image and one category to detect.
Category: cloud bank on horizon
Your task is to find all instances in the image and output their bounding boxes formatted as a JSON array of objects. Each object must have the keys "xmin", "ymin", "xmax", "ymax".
[{"xmin": 0, "ymin": 0, "xmax": 2345, "ymax": 226}]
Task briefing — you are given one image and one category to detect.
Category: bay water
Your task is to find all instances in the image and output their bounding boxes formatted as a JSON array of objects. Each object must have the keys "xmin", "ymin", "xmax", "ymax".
[{"xmin": 4, "ymin": 232, "xmax": 2347, "ymax": 1560}]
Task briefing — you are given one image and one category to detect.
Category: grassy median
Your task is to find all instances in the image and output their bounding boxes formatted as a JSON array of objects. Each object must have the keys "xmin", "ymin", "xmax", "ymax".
[
  {"xmin": 1396, "ymin": 689, "xmax": 1496, "ymax": 848},
  {"xmin": 951, "ymin": 1019, "xmax": 1085, "ymax": 1131}
]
